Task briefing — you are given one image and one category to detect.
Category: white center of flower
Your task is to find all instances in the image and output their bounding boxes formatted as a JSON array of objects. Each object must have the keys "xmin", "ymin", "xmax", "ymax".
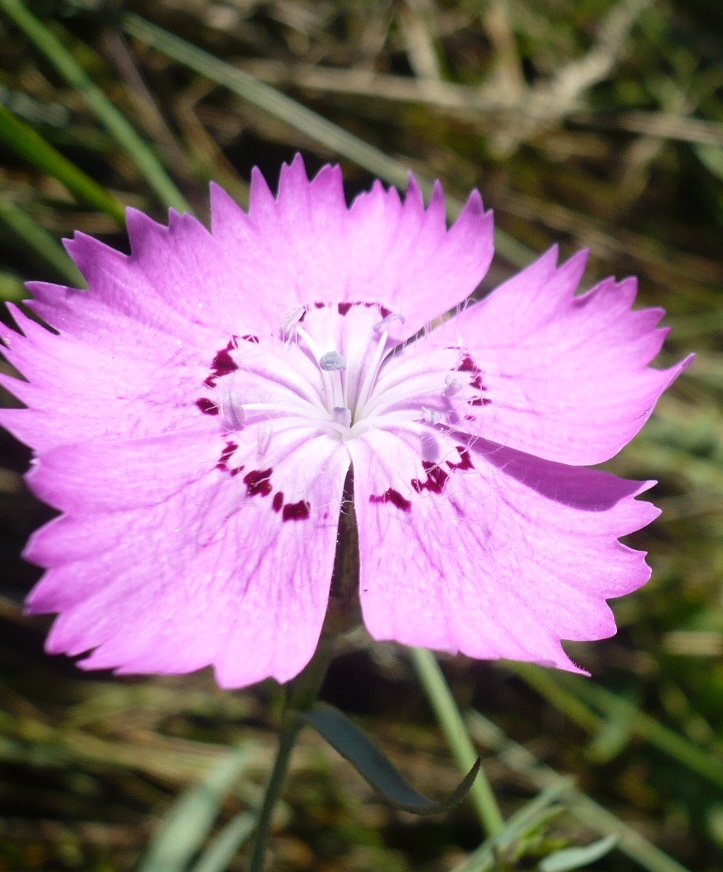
[{"xmin": 198, "ymin": 301, "xmax": 490, "ymax": 451}]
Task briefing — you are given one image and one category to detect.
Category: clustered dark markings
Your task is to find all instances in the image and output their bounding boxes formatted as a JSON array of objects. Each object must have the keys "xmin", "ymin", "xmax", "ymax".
[
  {"xmin": 369, "ymin": 445, "xmax": 475, "ymax": 512},
  {"xmin": 196, "ymin": 334, "xmax": 260, "ymax": 413},
  {"xmin": 271, "ymin": 489, "xmax": 311, "ymax": 521},
  {"xmin": 369, "ymin": 488, "xmax": 412, "ymax": 512},
  {"xmin": 457, "ymin": 353, "xmax": 491, "ymax": 408},
  {"xmin": 244, "ymin": 468, "xmax": 272, "ymax": 497},
  {"xmin": 216, "ymin": 440, "xmax": 243, "ymax": 476},
  {"xmin": 333, "ymin": 301, "xmax": 393, "ymax": 318}
]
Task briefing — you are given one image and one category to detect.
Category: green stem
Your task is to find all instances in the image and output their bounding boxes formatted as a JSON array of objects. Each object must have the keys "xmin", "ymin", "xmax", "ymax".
[
  {"xmin": 411, "ymin": 647, "xmax": 504, "ymax": 838},
  {"xmin": 248, "ymin": 639, "xmax": 334, "ymax": 872}
]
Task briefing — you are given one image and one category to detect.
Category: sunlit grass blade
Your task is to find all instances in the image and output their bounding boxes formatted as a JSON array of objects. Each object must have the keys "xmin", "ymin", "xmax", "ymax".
[
  {"xmin": 0, "ymin": 104, "xmax": 126, "ymax": 224},
  {"xmin": 189, "ymin": 813, "xmax": 255, "ymax": 872},
  {"xmin": 0, "ymin": 272, "xmax": 27, "ymax": 303},
  {"xmin": 410, "ymin": 647, "xmax": 504, "ymax": 837},
  {"xmin": 466, "ymin": 710, "xmax": 693, "ymax": 872},
  {"xmin": 452, "ymin": 781, "xmax": 569, "ymax": 872},
  {"xmin": 121, "ymin": 13, "xmax": 533, "ymax": 268},
  {"xmin": 0, "ymin": 195, "xmax": 83, "ymax": 285},
  {"xmin": 0, "ymin": 0, "xmax": 189, "ymax": 213},
  {"xmin": 136, "ymin": 748, "xmax": 251, "ymax": 872}
]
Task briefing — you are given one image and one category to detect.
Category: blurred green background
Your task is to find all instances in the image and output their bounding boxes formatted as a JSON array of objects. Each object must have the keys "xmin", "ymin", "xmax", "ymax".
[{"xmin": 0, "ymin": 1, "xmax": 721, "ymax": 870}]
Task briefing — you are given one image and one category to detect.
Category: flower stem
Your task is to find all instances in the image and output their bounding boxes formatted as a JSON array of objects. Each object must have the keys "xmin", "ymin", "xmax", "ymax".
[
  {"xmin": 248, "ymin": 639, "xmax": 334, "ymax": 872},
  {"xmin": 410, "ymin": 647, "xmax": 505, "ymax": 838}
]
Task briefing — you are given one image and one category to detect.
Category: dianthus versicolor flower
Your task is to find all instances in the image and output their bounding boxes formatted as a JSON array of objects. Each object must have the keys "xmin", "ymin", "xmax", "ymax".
[{"xmin": 0, "ymin": 156, "xmax": 691, "ymax": 688}]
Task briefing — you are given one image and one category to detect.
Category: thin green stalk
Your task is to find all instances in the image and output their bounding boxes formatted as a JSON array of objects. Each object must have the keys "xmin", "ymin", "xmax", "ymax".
[
  {"xmin": 0, "ymin": 195, "xmax": 83, "ymax": 285},
  {"xmin": 248, "ymin": 639, "xmax": 334, "ymax": 872},
  {"xmin": 410, "ymin": 647, "xmax": 504, "ymax": 838},
  {"xmin": 0, "ymin": 0, "xmax": 189, "ymax": 213},
  {"xmin": 0, "ymin": 104, "xmax": 126, "ymax": 224},
  {"xmin": 247, "ymin": 723, "xmax": 300, "ymax": 872}
]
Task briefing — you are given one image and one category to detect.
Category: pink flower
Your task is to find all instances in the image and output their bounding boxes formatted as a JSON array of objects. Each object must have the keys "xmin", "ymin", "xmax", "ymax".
[{"xmin": 0, "ymin": 156, "xmax": 691, "ymax": 688}]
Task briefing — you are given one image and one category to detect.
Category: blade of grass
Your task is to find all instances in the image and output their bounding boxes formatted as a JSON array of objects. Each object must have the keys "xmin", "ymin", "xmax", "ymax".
[
  {"xmin": 136, "ymin": 748, "xmax": 251, "ymax": 872},
  {"xmin": 0, "ymin": 104, "xmax": 126, "ymax": 224},
  {"xmin": 466, "ymin": 710, "xmax": 693, "ymax": 872},
  {"xmin": 410, "ymin": 647, "xmax": 504, "ymax": 837},
  {"xmin": 0, "ymin": 0, "xmax": 189, "ymax": 213},
  {"xmin": 189, "ymin": 813, "xmax": 255, "ymax": 872},
  {"xmin": 0, "ymin": 195, "xmax": 83, "ymax": 285},
  {"xmin": 0, "ymin": 272, "xmax": 27, "ymax": 302},
  {"xmin": 121, "ymin": 13, "xmax": 534, "ymax": 269}
]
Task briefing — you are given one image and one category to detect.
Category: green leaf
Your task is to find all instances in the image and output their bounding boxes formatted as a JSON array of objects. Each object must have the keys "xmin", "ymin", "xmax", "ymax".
[
  {"xmin": 0, "ymin": 0, "xmax": 189, "ymax": 213},
  {"xmin": 189, "ymin": 813, "xmax": 255, "ymax": 872},
  {"xmin": 0, "ymin": 104, "xmax": 126, "ymax": 224},
  {"xmin": 539, "ymin": 835, "xmax": 619, "ymax": 872},
  {"xmin": 301, "ymin": 703, "xmax": 480, "ymax": 815},
  {"xmin": 136, "ymin": 749, "xmax": 250, "ymax": 872},
  {"xmin": 0, "ymin": 194, "xmax": 84, "ymax": 286}
]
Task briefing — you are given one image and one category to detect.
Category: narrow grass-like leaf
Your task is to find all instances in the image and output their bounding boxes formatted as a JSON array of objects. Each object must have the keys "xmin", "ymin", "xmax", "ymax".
[
  {"xmin": 0, "ymin": 0, "xmax": 189, "ymax": 213},
  {"xmin": 411, "ymin": 647, "xmax": 504, "ymax": 836},
  {"xmin": 452, "ymin": 781, "xmax": 570, "ymax": 872},
  {"xmin": 121, "ymin": 13, "xmax": 533, "ymax": 268},
  {"xmin": 0, "ymin": 104, "xmax": 126, "ymax": 223},
  {"xmin": 302, "ymin": 704, "xmax": 480, "ymax": 815},
  {"xmin": 189, "ymin": 813, "xmax": 255, "ymax": 872},
  {"xmin": 467, "ymin": 710, "xmax": 692, "ymax": 872},
  {"xmin": 137, "ymin": 749, "xmax": 250, "ymax": 872},
  {"xmin": 0, "ymin": 195, "xmax": 83, "ymax": 285},
  {"xmin": 540, "ymin": 835, "xmax": 619, "ymax": 872},
  {"xmin": 0, "ymin": 272, "xmax": 27, "ymax": 302}
]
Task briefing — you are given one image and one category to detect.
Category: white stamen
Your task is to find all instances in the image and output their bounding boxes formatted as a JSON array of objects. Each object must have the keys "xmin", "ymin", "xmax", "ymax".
[
  {"xmin": 220, "ymin": 391, "xmax": 245, "ymax": 431},
  {"xmin": 332, "ymin": 406, "xmax": 352, "ymax": 428},
  {"xmin": 257, "ymin": 422, "xmax": 271, "ymax": 456},
  {"xmin": 279, "ymin": 306, "xmax": 305, "ymax": 335},
  {"xmin": 373, "ymin": 312, "xmax": 406, "ymax": 333},
  {"xmin": 319, "ymin": 351, "xmax": 347, "ymax": 371},
  {"xmin": 444, "ymin": 374, "xmax": 461, "ymax": 395},
  {"xmin": 421, "ymin": 406, "xmax": 442, "ymax": 425}
]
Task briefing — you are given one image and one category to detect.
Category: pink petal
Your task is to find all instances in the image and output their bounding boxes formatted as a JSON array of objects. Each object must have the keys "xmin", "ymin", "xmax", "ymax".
[
  {"xmin": 348, "ymin": 429, "xmax": 659, "ymax": 673},
  {"xmin": 419, "ymin": 246, "xmax": 693, "ymax": 464},
  {"xmin": 26, "ymin": 429, "xmax": 349, "ymax": 687},
  {"xmin": 210, "ymin": 154, "xmax": 494, "ymax": 340},
  {"xmin": 0, "ymin": 303, "xmax": 217, "ymax": 452}
]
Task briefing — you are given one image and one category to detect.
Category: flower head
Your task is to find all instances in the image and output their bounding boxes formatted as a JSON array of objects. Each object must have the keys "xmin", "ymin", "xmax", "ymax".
[{"xmin": 0, "ymin": 156, "xmax": 691, "ymax": 687}]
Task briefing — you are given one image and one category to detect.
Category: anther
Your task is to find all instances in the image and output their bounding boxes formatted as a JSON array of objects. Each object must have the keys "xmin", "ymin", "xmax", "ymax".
[
  {"xmin": 421, "ymin": 406, "xmax": 442, "ymax": 425},
  {"xmin": 374, "ymin": 312, "xmax": 406, "ymax": 333},
  {"xmin": 320, "ymin": 351, "xmax": 347, "ymax": 371},
  {"xmin": 220, "ymin": 391, "xmax": 245, "ymax": 431},
  {"xmin": 332, "ymin": 406, "xmax": 352, "ymax": 428},
  {"xmin": 444, "ymin": 374, "xmax": 461, "ymax": 395},
  {"xmin": 279, "ymin": 306, "xmax": 305, "ymax": 335}
]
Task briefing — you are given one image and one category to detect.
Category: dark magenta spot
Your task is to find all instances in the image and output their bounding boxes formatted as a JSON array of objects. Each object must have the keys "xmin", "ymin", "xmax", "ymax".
[
  {"xmin": 230, "ymin": 465, "xmax": 244, "ymax": 477},
  {"xmin": 216, "ymin": 441, "xmax": 238, "ymax": 470},
  {"xmin": 447, "ymin": 446, "xmax": 474, "ymax": 471},
  {"xmin": 314, "ymin": 301, "xmax": 325, "ymax": 309},
  {"xmin": 241, "ymin": 334, "xmax": 259, "ymax": 344},
  {"xmin": 196, "ymin": 398, "xmax": 219, "ymax": 415},
  {"xmin": 458, "ymin": 354, "xmax": 480, "ymax": 374},
  {"xmin": 204, "ymin": 339, "xmax": 239, "ymax": 387},
  {"xmin": 283, "ymin": 500, "xmax": 310, "ymax": 521},
  {"xmin": 411, "ymin": 461, "xmax": 448, "ymax": 495},
  {"xmin": 369, "ymin": 488, "xmax": 411, "ymax": 511},
  {"xmin": 244, "ymin": 468, "xmax": 273, "ymax": 497},
  {"xmin": 337, "ymin": 302, "xmax": 352, "ymax": 316},
  {"xmin": 272, "ymin": 491, "xmax": 284, "ymax": 513},
  {"xmin": 470, "ymin": 375, "xmax": 486, "ymax": 391},
  {"xmin": 469, "ymin": 397, "xmax": 492, "ymax": 407},
  {"xmin": 379, "ymin": 305, "xmax": 392, "ymax": 319}
]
